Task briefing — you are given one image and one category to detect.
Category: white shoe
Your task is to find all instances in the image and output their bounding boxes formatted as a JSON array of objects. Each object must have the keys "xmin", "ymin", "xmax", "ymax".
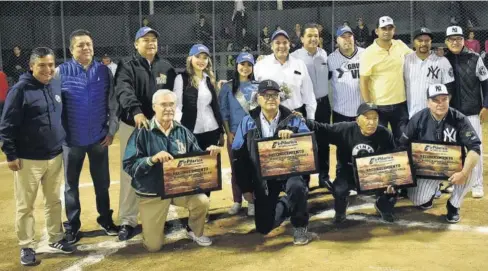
[
  {"xmin": 228, "ymin": 202, "xmax": 242, "ymax": 215},
  {"xmin": 186, "ymin": 231, "xmax": 212, "ymax": 247},
  {"xmin": 445, "ymin": 184, "xmax": 454, "ymax": 193},
  {"xmin": 247, "ymin": 203, "xmax": 255, "ymax": 216},
  {"xmin": 349, "ymin": 190, "xmax": 357, "ymax": 196},
  {"xmin": 472, "ymin": 186, "xmax": 484, "ymax": 198}
]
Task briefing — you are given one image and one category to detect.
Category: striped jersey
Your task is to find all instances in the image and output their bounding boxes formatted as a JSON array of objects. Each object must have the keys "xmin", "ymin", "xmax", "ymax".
[
  {"xmin": 404, "ymin": 52, "xmax": 454, "ymax": 119},
  {"xmin": 328, "ymin": 47, "xmax": 365, "ymax": 117}
]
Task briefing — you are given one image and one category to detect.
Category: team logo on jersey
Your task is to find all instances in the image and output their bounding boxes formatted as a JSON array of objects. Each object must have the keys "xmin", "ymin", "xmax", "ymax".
[
  {"xmin": 55, "ymin": 95, "xmax": 61, "ymax": 103},
  {"xmin": 479, "ymin": 66, "xmax": 487, "ymax": 76},
  {"xmin": 352, "ymin": 143, "xmax": 374, "ymax": 156},
  {"xmin": 175, "ymin": 139, "xmax": 186, "ymax": 154},
  {"xmin": 427, "ymin": 66, "xmax": 440, "ymax": 79},
  {"xmin": 156, "ymin": 73, "xmax": 167, "ymax": 85},
  {"xmin": 443, "ymin": 128, "xmax": 457, "ymax": 142},
  {"xmin": 337, "ymin": 61, "xmax": 360, "ymax": 79},
  {"xmin": 448, "ymin": 67, "xmax": 454, "ymax": 78}
]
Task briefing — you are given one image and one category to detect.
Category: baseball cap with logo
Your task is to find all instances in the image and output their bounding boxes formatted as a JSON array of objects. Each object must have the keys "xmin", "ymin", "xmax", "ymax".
[
  {"xmin": 413, "ymin": 27, "xmax": 433, "ymax": 39},
  {"xmin": 271, "ymin": 29, "xmax": 290, "ymax": 41},
  {"xmin": 427, "ymin": 84, "xmax": 449, "ymax": 99},
  {"xmin": 189, "ymin": 44, "xmax": 210, "ymax": 57},
  {"xmin": 356, "ymin": 102, "xmax": 379, "ymax": 116},
  {"xmin": 135, "ymin": 26, "xmax": 160, "ymax": 41},
  {"xmin": 258, "ymin": 80, "xmax": 281, "ymax": 93},
  {"xmin": 236, "ymin": 52, "xmax": 255, "ymax": 65},
  {"xmin": 377, "ymin": 16, "xmax": 395, "ymax": 28},
  {"xmin": 336, "ymin": 26, "xmax": 354, "ymax": 36},
  {"xmin": 446, "ymin": 26, "xmax": 464, "ymax": 37}
]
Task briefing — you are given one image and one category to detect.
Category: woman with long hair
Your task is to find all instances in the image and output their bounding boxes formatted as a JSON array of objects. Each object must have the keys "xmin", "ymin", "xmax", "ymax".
[
  {"xmin": 218, "ymin": 52, "xmax": 257, "ymax": 216},
  {"xmin": 174, "ymin": 44, "xmax": 224, "ymax": 200}
]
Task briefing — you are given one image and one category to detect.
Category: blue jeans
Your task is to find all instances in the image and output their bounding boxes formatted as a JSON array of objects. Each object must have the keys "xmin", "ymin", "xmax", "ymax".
[{"xmin": 63, "ymin": 143, "xmax": 113, "ymax": 232}]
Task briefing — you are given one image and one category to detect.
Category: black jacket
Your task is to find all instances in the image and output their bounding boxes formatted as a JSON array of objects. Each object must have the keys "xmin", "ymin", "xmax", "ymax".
[
  {"xmin": 0, "ymin": 72, "xmax": 65, "ymax": 161},
  {"xmin": 115, "ymin": 53, "xmax": 177, "ymax": 126},
  {"xmin": 399, "ymin": 107, "xmax": 481, "ymax": 155},
  {"xmin": 179, "ymin": 72, "xmax": 224, "ymax": 134},
  {"xmin": 445, "ymin": 47, "xmax": 488, "ymax": 116}
]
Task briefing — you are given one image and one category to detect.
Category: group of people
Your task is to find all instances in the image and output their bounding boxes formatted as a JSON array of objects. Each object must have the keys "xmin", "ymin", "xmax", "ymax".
[{"xmin": 0, "ymin": 14, "xmax": 486, "ymax": 267}]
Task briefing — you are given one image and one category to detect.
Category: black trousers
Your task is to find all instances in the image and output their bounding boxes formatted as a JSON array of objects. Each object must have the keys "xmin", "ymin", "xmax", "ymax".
[
  {"xmin": 195, "ymin": 128, "xmax": 221, "ymax": 197},
  {"xmin": 377, "ymin": 101, "xmax": 408, "ymax": 142},
  {"xmin": 254, "ymin": 176, "xmax": 309, "ymax": 234},
  {"xmin": 332, "ymin": 111, "xmax": 356, "ymax": 175},
  {"xmin": 333, "ymin": 167, "xmax": 396, "ymax": 215}
]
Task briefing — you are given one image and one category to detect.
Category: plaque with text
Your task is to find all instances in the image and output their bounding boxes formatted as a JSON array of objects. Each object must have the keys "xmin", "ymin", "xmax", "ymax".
[
  {"xmin": 411, "ymin": 141, "xmax": 464, "ymax": 180},
  {"xmin": 255, "ymin": 132, "xmax": 318, "ymax": 181},
  {"xmin": 161, "ymin": 152, "xmax": 221, "ymax": 199}
]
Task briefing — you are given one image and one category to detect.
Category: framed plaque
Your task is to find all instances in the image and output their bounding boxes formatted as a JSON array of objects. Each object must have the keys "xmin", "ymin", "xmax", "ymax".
[
  {"xmin": 353, "ymin": 150, "xmax": 416, "ymax": 194},
  {"xmin": 255, "ymin": 132, "xmax": 319, "ymax": 181},
  {"xmin": 410, "ymin": 141, "xmax": 464, "ymax": 180},
  {"xmin": 161, "ymin": 152, "xmax": 222, "ymax": 199}
]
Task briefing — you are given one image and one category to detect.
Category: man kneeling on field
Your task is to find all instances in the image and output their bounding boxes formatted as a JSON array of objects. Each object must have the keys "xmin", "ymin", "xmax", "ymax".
[
  {"xmin": 123, "ymin": 89, "xmax": 221, "ymax": 252},
  {"xmin": 399, "ymin": 84, "xmax": 481, "ymax": 223},
  {"xmin": 232, "ymin": 79, "xmax": 311, "ymax": 245}
]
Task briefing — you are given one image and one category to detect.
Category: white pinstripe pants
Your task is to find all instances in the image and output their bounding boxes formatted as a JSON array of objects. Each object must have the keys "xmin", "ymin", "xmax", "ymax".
[{"xmin": 466, "ymin": 115, "xmax": 483, "ymax": 189}]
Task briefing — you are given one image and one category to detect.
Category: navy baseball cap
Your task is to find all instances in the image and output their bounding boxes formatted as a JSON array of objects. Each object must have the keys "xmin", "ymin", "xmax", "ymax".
[
  {"xmin": 357, "ymin": 102, "xmax": 379, "ymax": 116},
  {"xmin": 271, "ymin": 29, "xmax": 290, "ymax": 41},
  {"xmin": 336, "ymin": 26, "xmax": 354, "ymax": 36},
  {"xmin": 236, "ymin": 52, "xmax": 255, "ymax": 65},
  {"xmin": 258, "ymin": 80, "xmax": 281, "ymax": 93},
  {"xmin": 135, "ymin": 26, "xmax": 159, "ymax": 41},
  {"xmin": 189, "ymin": 44, "xmax": 210, "ymax": 57}
]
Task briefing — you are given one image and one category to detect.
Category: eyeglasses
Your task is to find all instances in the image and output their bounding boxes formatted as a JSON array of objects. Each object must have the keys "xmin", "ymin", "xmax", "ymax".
[
  {"xmin": 260, "ymin": 93, "xmax": 280, "ymax": 100},
  {"xmin": 154, "ymin": 102, "xmax": 175, "ymax": 108},
  {"xmin": 447, "ymin": 37, "xmax": 464, "ymax": 43}
]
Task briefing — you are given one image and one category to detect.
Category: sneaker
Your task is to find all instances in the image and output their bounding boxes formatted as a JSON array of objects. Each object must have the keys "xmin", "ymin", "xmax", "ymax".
[
  {"xmin": 186, "ymin": 231, "xmax": 212, "ymax": 247},
  {"xmin": 100, "ymin": 222, "xmax": 119, "ymax": 236},
  {"xmin": 118, "ymin": 225, "xmax": 134, "ymax": 241},
  {"xmin": 374, "ymin": 202, "xmax": 396, "ymax": 223},
  {"xmin": 64, "ymin": 230, "xmax": 80, "ymax": 244},
  {"xmin": 349, "ymin": 190, "xmax": 358, "ymax": 196},
  {"xmin": 446, "ymin": 201, "xmax": 460, "ymax": 223},
  {"xmin": 419, "ymin": 195, "xmax": 434, "ymax": 210},
  {"xmin": 472, "ymin": 186, "xmax": 484, "ymax": 198},
  {"xmin": 293, "ymin": 227, "xmax": 310, "ymax": 245},
  {"xmin": 247, "ymin": 203, "xmax": 255, "ymax": 216},
  {"xmin": 20, "ymin": 248, "xmax": 36, "ymax": 266},
  {"xmin": 333, "ymin": 213, "xmax": 346, "ymax": 224},
  {"xmin": 228, "ymin": 202, "xmax": 242, "ymax": 215},
  {"xmin": 445, "ymin": 184, "xmax": 454, "ymax": 193},
  {"xmin": 48, "ymin": 240, "xmax": 74, "ymax": 254}
]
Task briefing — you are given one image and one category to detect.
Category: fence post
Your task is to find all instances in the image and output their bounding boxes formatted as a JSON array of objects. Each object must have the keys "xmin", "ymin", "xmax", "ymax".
[
  {"xmin": 212, "ymin": 0, "xmax": 217, "ymax": 79},
  {"xmin": 139, "ymin": 0, "xmax": 143, "ymax": 28},
  {"xmin": 410, "ymin": 0, "xmax": 414, "ymax": 46},
  {"xmin": 60, "ymin": 0, "xmax": 67, "ymax": 62},
  {"xmin": 331, "ymin": 0, "xmax": 335, "ymax": 53},
  {"xmin": 257, "ymin": 1, "xmax": 261, "ymax": 56}
]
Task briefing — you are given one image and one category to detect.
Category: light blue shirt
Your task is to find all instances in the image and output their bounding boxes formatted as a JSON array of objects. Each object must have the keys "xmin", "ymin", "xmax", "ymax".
[
  {"xmin": 291, "ymin": 47, "xmax": 329, "ymax": 99},
  {"xmin": 259, "ymin": 111, "xmax": 281, "ymax": 137}
]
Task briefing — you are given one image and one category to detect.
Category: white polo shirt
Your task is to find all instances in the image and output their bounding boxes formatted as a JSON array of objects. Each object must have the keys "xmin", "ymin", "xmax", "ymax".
[
  {"xmin": 254, "ymin": 54, "xmax": 317, "ymax": 119},
  {"xmin": 291, "ymin": 47, "xmax": 329, "ymax": 99}
]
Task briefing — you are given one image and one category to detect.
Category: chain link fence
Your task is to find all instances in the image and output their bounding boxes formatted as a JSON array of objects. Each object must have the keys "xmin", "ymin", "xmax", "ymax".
[{"xmin": 1, "ymin": 0, "xmax": 488, "ymax": 85}]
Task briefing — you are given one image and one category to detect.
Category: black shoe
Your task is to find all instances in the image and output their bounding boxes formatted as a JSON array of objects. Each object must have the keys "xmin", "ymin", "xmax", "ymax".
[
  {"xmin": 100, "ymin": 222, "xmax": 119, "ymax": 236},
  {"xmin": 446, "ymin": 201, "xmax": 460, "ymax": 223},
  {"xmin": 318, "ymin": 177, "xmax": 333, "ymax": 190},
  {"xmin": 398, "ymin": 189, "xmax": 408, "ymax": 199},
  {"xmin": 333, "ymin": 213, "xmax": 346, "ymax": 224},
  {"xmin": 64, "ymin": 230, "xmax": 80, "ymax": 244},
  {"xmin": 48, "ymin": 240, "xmax": 74, "ymax": 254},
  {"xmin": 118, "ymin": 225, "xmax": 134, "ymax": 241},
  {"xmin": 419, "ymin": 195, "xmax": 435, "ymax": 210},
  {"xmin": 375, "ymin": 202, "xmax": 396, "ymax": 223},
  {"xmin": 20, "ymin": 248, "xmax": 36, "ymax": 266}
]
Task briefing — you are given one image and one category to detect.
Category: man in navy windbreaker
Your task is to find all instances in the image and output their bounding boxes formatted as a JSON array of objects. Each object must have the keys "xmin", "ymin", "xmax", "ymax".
[
  {"xmin": 0, "ymin": 47, "xmax": 73, "ymax": 266},
  {"xmin": 57, "ymin": 29, "xmax": 119, "ymax": 244}
]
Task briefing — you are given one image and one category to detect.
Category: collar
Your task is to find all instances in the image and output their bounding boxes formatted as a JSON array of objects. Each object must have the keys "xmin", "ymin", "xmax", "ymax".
[
  {"xmin": 72, "ymin": 59, "xmax": 94, "ymax": 70},
  {"xmin": 273, "ymin": 54, "xmax": 290, "ymax": 64},
  {"xmin": 150, "ymin": 118, "xmax": 176, "ymax": 133},
  {"xmin": 338, "ymin": 46, "xmax": 358, "ymax": 59},
  {"xmin": 371, "ymin": 38, "xmax": 398, "ymax": 51},
  {"xmin": 260, "ymin": 110, "xmax": 281, "ymax": 124}
]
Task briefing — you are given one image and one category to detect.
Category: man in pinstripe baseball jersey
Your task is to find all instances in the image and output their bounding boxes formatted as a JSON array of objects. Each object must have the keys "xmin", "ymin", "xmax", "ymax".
[
  {"xmin": 404, "ymin": 27, "xmax": 455, "ymax": 119},
  {"xmin": 444, "ymin": 26, "xmax": 488, "ymax": 199},
  {"xmin": 399, "ymin": 84, "xmax": 481, "ymax": 223}
]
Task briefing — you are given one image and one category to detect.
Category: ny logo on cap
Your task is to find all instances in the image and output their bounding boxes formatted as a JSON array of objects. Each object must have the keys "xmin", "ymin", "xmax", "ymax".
[
  {"xmin": 243, "ymin": 55, "xmax": 251, "ymax": 59},
  {"xmin": 198, "ymin": 46, "xmax": 206, "ymax": 50},
  {"xmin": 451, "ymin": 27, "xmax": 458, "ymax": 32},
  {"xmin": 267, "ymin": 81, "xmax": 273, "ymax": 87},
  {"xmin": 435, "ymin": 85, "xmax": 442, "ymax": 92},
  {"xmin": 421, "ymin": 27, "xmax": 428, "ymax": 32}
]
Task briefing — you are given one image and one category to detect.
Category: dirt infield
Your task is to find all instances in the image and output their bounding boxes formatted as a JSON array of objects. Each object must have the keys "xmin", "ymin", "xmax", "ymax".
[{"xmin": 0, "ymin": 124, "xmax": 487, "ymax": 271}]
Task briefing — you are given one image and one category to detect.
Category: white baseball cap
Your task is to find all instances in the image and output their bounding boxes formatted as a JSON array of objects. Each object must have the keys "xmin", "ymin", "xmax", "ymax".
[
  {"xmin": 427, "ymin": 84, "xmax": 449, "ymax": 99},
  {"xmin": 446, "ymin": 26, "xmax": 464, "ymax": 37},
  {"xmin": 378, "ymin": 16, "xmax": 395, "ymax": 28}
]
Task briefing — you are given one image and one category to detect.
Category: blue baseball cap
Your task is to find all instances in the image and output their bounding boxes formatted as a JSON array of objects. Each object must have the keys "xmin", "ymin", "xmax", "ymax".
[
  {"xmin": 189, "ymin": 44, "xmax": 210, "ymax": 57},
  {"xmin": 236, "ymin": 52, "xmax": 255, "ymax": 65},
  {"xmin": 271, "ymin": 29, "xmax": 290, "ymax": 41},
  {"xmin": 336, "ymin": 26, "xmax": 353, "ymax": 37},
  {"xmin": 134, "ymin": 26, "xmax": 159, "ymax": 41}
]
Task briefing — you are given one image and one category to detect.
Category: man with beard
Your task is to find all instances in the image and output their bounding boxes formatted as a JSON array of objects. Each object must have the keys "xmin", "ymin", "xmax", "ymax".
[
  {"xmin": 360, "ymin": 16, "xmax": 412, "ymax": 141},
  {"xmin": 443, "ymin": 26, "xmax": 488, "ymax": 198}
]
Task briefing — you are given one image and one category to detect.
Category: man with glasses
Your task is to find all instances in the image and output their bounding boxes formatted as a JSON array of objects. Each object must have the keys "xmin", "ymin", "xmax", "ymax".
[
  {"xmin": 444, "ymin": 26, "xmax": 488, "ymax": 198},
  {"xmin": 232, "ymin": 80, "xmax": 312, "ymax": 245}
]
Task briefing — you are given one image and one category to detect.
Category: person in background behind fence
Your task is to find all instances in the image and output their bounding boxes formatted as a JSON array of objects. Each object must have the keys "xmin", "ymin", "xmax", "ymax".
[
  {"xmin": 115, "ymin": 26, "xmax": 177, "ymax": 241},
  {"xmin": 0, "ymin": 47, "xmax": 74, "ymax": 266},
  {"xmin": 354, "ymin": 17, "xmax": 370, "ymax": 48},
  {"xmin": 5, "ymin": 45, "xmax": 28, "ymax": 84},
  {"xmin": 465, "ymin": 30, "xmax": 480, "ymax": 53},
  {"xmin": 102, "ymin": 54, "xmax": 118, "ymax": 76},
  {"xmin": 57, "ymin": 29, "xmax": 120, "ymax": 245},
  {"xmin": 218, "ymin": 52, "xmax": 257, "ymax": 216}
]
